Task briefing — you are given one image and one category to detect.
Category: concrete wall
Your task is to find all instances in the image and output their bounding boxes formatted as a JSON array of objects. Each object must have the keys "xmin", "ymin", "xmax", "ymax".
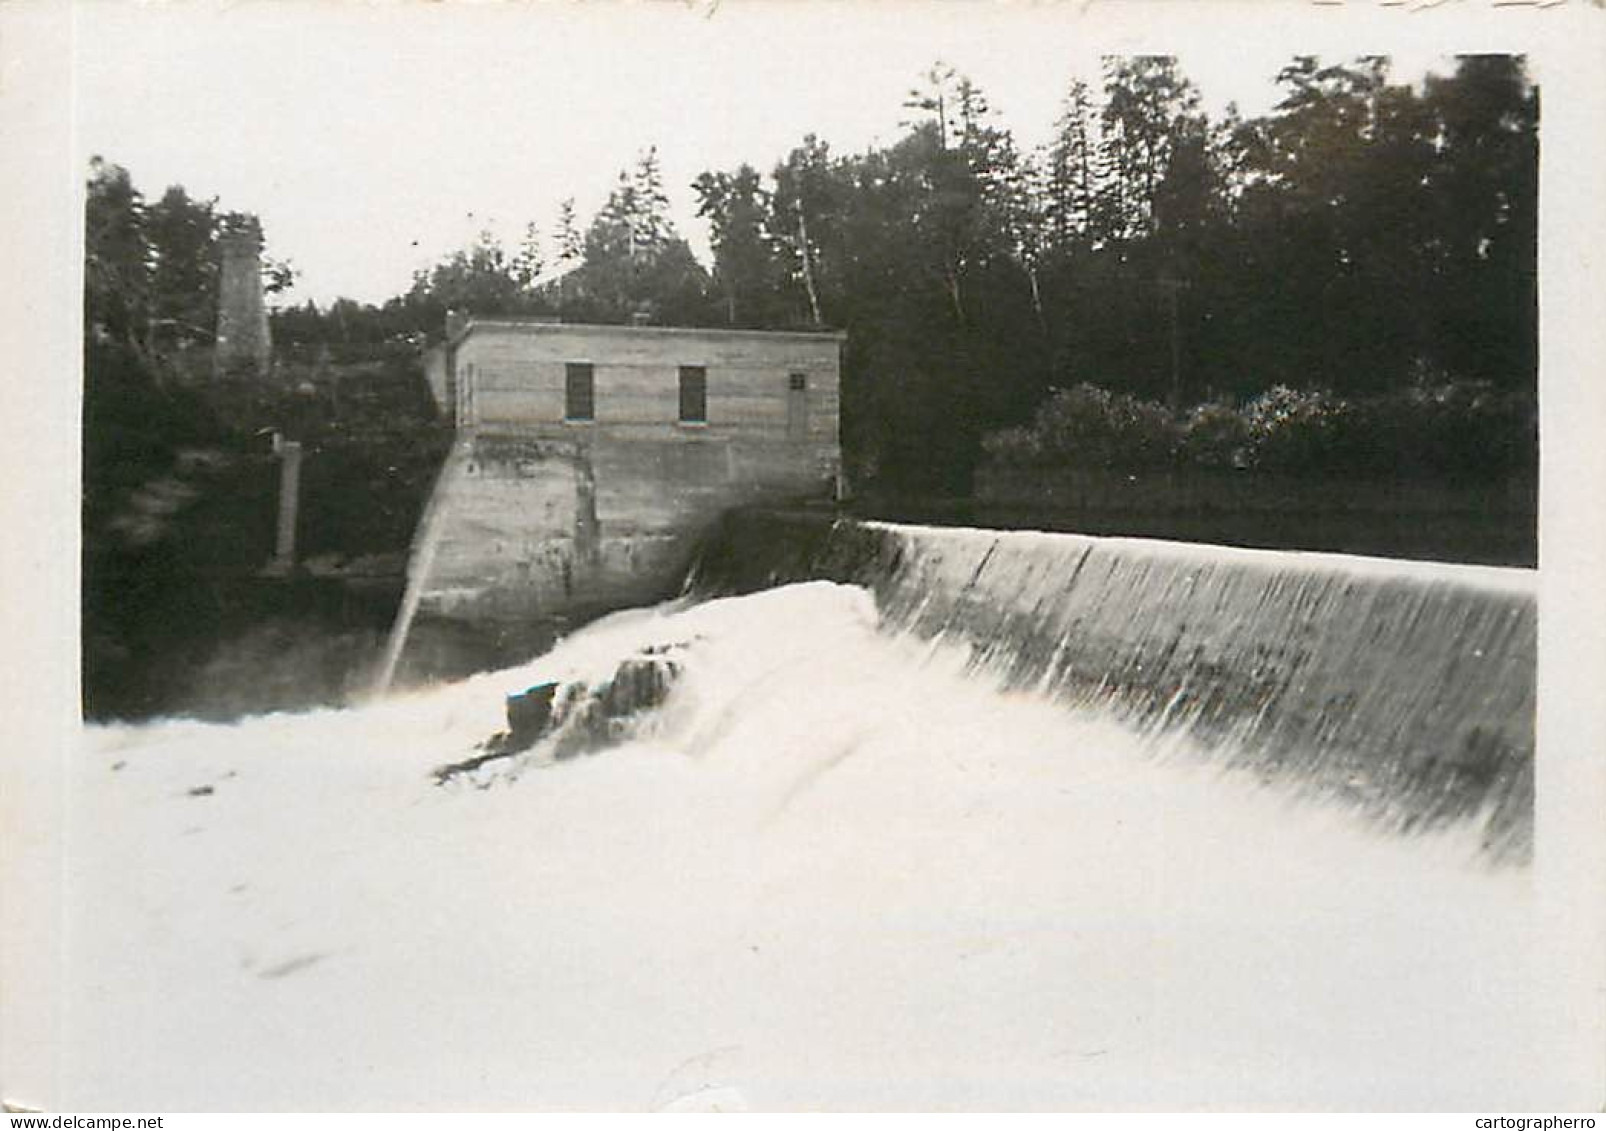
[{"xmin": 401, "ymin": 321, "xmax": 844, "ymax": 636}]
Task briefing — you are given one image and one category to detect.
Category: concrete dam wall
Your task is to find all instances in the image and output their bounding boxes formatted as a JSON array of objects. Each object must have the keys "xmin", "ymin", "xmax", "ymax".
[
  {"xmin": 375, "ymin": 429, "xmax": 839, "ymax": 690},
  {"xmin": 687, "ymin": 510, "xmax": 1537, "ymax": 861},
  {"xmin": 410, "ymin": 432, "xmax": 838, "ymax": 628},
  {"xmin": 382, "ymin": 321, "xmax": 844, "ymax": 675}
]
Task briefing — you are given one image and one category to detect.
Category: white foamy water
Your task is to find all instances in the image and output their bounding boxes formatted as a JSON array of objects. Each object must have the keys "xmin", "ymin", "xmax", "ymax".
[{"xmin": 66, "ymin": 582, "xmax": 1548, "ymax": 1110}]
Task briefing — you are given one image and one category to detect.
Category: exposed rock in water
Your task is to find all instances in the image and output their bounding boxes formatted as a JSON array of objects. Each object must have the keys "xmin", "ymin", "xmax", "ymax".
[
  {"xmin": 434, "ymin": 645, "xmax": 684, "ymax": 786},
  {"xmin": 507, "ymin": 682, "xmax": 560, "ymax": 747},
  {"xmin": 547, "ymin": 647, "xmax": 681, "ymax": 759}
]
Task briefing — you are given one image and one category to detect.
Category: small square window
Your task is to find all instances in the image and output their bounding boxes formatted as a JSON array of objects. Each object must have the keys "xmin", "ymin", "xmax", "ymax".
[
  {"xmin": 679, "ymin": 365, "xmax": 707, "ymax": 423},
  {"xmin": 789, "ymin": 372, "xmax": 808, "ymax": 392},
  {"xmin": 566, "ymin": 363, "xmax": 594, "ymax": 421}
]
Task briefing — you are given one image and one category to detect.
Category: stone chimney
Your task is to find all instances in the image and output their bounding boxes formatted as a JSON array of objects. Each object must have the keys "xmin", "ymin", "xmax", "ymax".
[{"xmin": 213, "ymin": 226, "xmax": 273, "ymax": 379}]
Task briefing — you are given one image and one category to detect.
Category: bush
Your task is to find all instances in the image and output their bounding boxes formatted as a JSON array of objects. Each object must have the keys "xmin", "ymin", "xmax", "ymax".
[
  {"xmin": 979, "ymin": 376, "xmax": 1536, "ymax": 484},
  {"xmin": 984, "ymin": 383, "xmax": 1179, "ymax": 471},
  {"xmin": 1370, "ymin": 379, "xmax": 1536, "ymax": 483},
  {"xmin": 979, "ymin": 424, "xmax": 1044, "ymax": 468},
  {"xmin": 1241, "ymin": 385, "xmax": 1363, "ymax": 474},
  {"xmin": 1178, "ymin": 401, "xmax": 1251, "ymax": 470}
]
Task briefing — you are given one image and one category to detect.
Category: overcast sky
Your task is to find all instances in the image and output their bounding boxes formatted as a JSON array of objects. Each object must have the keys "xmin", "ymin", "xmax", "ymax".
[{"xmin": 74, "ymin": 2, "xmax": 1465, "ymax": 308}]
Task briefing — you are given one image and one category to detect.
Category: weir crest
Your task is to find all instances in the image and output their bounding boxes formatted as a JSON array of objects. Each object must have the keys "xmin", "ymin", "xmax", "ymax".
[{"xmin": 686, "ymin": 510, "xmax": 1536, "ymax": 862}]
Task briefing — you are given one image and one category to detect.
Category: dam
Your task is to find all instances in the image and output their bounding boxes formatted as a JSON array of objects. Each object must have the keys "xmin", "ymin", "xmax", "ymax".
[
  {"xmin": 65, "ymin": 321, "xmax": 1548, "ymax": 1109},
  {"xmin": 379, "ymin": 315, "xmax": 1536, "ymax": 861},
  {"xmin": 686, "ymin": 509, "xmax": 1536, "ymax": 861},
  {"xmin": 67, "ymin": 542, "xmax": 1550, "ymax": 1109},
  {"xmin": 64, "ymin": 322, "xmax": 1549, "ymax": 1105}
]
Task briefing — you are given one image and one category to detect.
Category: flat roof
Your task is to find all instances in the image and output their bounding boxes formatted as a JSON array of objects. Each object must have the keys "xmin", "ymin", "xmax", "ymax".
[{"xmin": 450, "ymin": 318, "xmax": 846, "ymax": 350}]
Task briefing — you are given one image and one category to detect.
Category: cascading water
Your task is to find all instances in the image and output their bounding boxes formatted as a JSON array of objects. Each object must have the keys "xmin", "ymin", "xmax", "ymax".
[
  {"xmin": 371, "ymin": 441, "xmax": 464, "ymax": 695},
  {"xmin": 688, "ymin": 512, "xmax": 1537, "ymax": 861},
  {"xmin": 55, "ymin": 520, "xmax": 1558, "ymax": 1112}
]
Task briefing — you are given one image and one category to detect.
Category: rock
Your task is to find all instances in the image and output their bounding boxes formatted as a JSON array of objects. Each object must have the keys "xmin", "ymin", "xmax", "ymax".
[{"xmin": 506, "ymin": 682, "xmax": 559, "ymax": 743}]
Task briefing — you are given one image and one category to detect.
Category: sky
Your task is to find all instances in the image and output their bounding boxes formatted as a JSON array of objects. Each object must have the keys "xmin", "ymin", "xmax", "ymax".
[{"xmin": 73, "ymin": 2, "xmax": 1464, "ymax": 309}]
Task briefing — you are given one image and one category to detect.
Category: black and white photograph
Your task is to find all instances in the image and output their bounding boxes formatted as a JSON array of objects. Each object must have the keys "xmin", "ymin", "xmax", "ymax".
[{"xmin": 3, "ymin": 0, "xmax": 1605, "ymax": 1115}]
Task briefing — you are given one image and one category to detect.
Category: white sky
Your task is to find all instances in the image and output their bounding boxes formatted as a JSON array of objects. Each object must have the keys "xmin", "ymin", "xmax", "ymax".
[{"xmin": 74, "ymin": 2, "xmax": 1465, "ymax": 308}]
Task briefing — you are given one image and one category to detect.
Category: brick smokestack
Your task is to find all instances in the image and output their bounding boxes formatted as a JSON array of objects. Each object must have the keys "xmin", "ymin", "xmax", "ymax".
[{"xmin": 214, "ymin": 225, "xmax": 273, "ymax": 379}]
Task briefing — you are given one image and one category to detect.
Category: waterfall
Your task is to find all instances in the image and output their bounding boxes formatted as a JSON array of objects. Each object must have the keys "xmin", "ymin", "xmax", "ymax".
[
  {"xmin": 371, "ymin": 441, "xmax": 465, "ymax": 695},
  {"xmin": 689, "ymin": 511, "xmax": 1537, "ymax": 860},
  {"xmin": 72, "ymin": 579, "xmax": 1554, "ymax": 1109}
]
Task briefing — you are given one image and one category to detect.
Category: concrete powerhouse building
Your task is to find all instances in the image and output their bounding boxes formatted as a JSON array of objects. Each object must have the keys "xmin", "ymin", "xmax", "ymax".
[{"xmin": 406, "ymin": 317, "xmax": 844, "ymax": 635}]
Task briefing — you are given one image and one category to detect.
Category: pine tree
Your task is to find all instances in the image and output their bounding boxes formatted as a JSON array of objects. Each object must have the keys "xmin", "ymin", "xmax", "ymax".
[
  {"xmin": 629, "ymin": 146, "xmax": 674, "ymax": 254},
  {"xmin": 1097, "ymin": 56, "xmax": 1204, "ymax": 241},
  {"xmin": 512, "ymin": 220, "xmax": 543, "ymax": 293},
  {"xmin": 555, "ymin": 197, "xmax": 583, "ymax": 267},
  {"xmin": 1046, "ymin": 80, "xmax": 1099, "ymax": 248},
  {"xmin": 571, "ymin": 149, "xmax": 711, "ymax": 323}
]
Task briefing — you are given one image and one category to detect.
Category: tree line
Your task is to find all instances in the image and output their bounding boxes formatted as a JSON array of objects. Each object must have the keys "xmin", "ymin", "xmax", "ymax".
[
  {"xmin": 85, "ymin": 158, "xmax": 296, "ymax": 360},
  {"xmin": 87, "ymin": 53, "xmax": 1537, "ymax": 494}
]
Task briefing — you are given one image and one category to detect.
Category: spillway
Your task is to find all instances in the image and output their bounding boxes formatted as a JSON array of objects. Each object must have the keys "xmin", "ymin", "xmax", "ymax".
[
  {"xmin": 54, "ymin": 520, "xmax": 1554, "ymax": 1111},
  {"xmin": 688, "ymin": 510, "xmax": 1536, "ymax": 862}
]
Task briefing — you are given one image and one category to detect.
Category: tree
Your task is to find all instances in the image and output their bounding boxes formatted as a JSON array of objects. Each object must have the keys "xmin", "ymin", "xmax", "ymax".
[
  {"xmin": 954, "ymin": 76, "xmax": 1047, "ymax": 320},
  {"xmin": 145, "ymin": 185, "xmax": 220, "ymax": 348},
  {"xmin": 512, "ymin": 220, "xmax": 544, "ymax": 292},
  {"xmin": 554, "ymin": 197, "xmax": 583, "ymax": 267},
  {"xmin": 84, "ymin": 157, "xmax": 149, "ymax": 348},
  {"xmin": 558, "ymin": 149, "xmax": 713, "ymax": 324},
  {"xmin": 1096, "ymin": 56, "xmax": 1205, "ymax": 242},
  {"xmin": 379, "ymin": 225, "xmax": 558, "ymax": 341},
  {"xmin": 263, "ymin": 255, "xmax": 299, "ymax": 297},
  {"xmin": 629, "ymin": 147, "xmax": 674, "ymax": 254},
  {"xmin": 86, "ymin": 159, "xmax": 300, "ymax": 356},
  {"xmin": 901, "ymin": 65, "xmax": 978, "ymax": 322},
  {"xmin": 1422, "ymin": 55, "xmax": 1538, "ymax": 393},
  {"xmin": 903, "ymin": 62, "xmax": 959, "ymax": 150},
  {"xmin": 1046, "ymin": 80, "xmax": 1099, "ymax": 250},
  {"xmin": 693, "ymin": 164, "xmax": 786, "ymax": 327},
  {"xmin": 769, "ymin": 136, "xmax": 841, "ymax": 326}
]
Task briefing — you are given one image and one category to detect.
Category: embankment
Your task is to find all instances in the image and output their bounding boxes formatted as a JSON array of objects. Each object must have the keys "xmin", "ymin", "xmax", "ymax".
[
  {"xmin": 688, "ymin": 510, "xmax": 1536, "ymax": 860},
  {"xmin": 82, "ymin": 339, "xmax": 450, "ymax": 720}
]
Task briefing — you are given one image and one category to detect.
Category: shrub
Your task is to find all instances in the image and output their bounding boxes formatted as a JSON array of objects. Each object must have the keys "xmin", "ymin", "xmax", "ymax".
[
  {"xmin": 1371, "ymin": 379, "xmax": 1536, "ymax": 483},
  {"xmin": 1178, "ymin": 401, "xmax": 1251, "ymax": 470},
  {"xmin": 1000, "ymin": 383, "xmax": 1179, "ymax": 471},
  {"xmin": 1241, "ymin": 385, "xmax": 1363, "ymax": 474},
  {"xmin": 979, "ymin": 376, "xmax": 1536, "ymax": 484},
  {"xmin": 979, "ymin": 424, "xmax": 1044, "ymax": 468}
]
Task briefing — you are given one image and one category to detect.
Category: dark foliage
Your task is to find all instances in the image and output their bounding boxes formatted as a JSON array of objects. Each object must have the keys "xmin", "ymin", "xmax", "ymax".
[
  {"xmin": 685, "ymin": 55, "xmax": 1536, "ymax": 492},
  {"xmin": 979, "ymin": 378, "xmax": 1535, "ymax": 485}
]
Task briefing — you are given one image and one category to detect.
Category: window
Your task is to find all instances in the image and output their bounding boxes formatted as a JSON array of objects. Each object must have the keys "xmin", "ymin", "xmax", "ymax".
[
  {"xmin": 565, "ymin": 363, "xmax": 594, "ymax": 422},
  {"xmin": 679, "ymin": 365, "xmax": 707, "ymax": 424},
  {"xmin": 787, "ymin": 371, "xmax": 809, "ymax": 440}
]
